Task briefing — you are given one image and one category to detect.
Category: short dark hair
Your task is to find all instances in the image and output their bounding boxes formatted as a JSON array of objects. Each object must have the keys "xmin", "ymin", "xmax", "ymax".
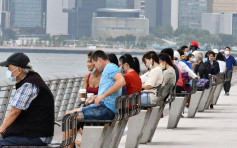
[
  {"xmin": 107, "ymin": 53, "xmax": 118, "ymax": 66},
  {"xmin": 88, "ymin": 51, "xmax": 93, "ymax": 58},
  {"xmin": 181, "ymin": 45, "xmax": 188, "ymax": 51},
  {"xmin": 91, "ymin": 50, "xmax": 108, "ymax": 61},
  {"xmin": 161, "ymin": 48, "xmax": 174, "ymax": 60},
  {"xmin": 225, "ymin": 47, "xmax": 231, "ymax": 51},
  {"xmin": 142, "ymin": 51, "xmax": 159, "ymax": 64},
  {"xmin": 177, "ymin": 49, "xmax": 184, "ymax": 56},
  {"xmin": 216, "ymin": 52, "xmax": 225, "ymax": 61}
]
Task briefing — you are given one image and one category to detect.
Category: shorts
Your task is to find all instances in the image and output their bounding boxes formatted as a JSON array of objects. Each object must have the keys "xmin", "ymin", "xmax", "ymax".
[{"xmin": 82, "ymin": 103, "xmax": 115, "ymax": 120}]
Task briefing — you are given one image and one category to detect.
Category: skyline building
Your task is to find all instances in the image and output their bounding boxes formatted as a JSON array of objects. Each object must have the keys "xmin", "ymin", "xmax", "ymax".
[
  {"xmin": 144, "ymin": 0, "xmax": 178, "ymax": 30},
  {"xmin": 46, "ymin": 0, "xmax": 68, "ymax": 35},
  {"xmin": 178, "ymin": 0, "xmax": 207, "ymax": 29},
  {"xmin": 9, "ymin": 0, "xmax": 46, "ymax": 34},
  {"xmin": 207, "ymin": 0, "xmax": 237, "ymax": 13},
  {"xmin": 92, "ymin": 8, "xmax": 149, "ymax": 40},
  {"xmin": 201, "ymin": 12, "xmax": 237, "ymax": 36}
]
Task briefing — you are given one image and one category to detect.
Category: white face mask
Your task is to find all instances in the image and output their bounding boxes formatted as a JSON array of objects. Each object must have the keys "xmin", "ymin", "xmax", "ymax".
[
  {"xmin": 225, "ymin": 51, "xmax": 230, "ymax": 55},
  {"xmin": 91, "ymin": 68, "xmax": 96, "ymax": 73},
  {"xmin": 174, "ymin": 60, "xmax": 179, "ymax": 65},
  {"xmin": 6, "ymin": 68, "xmax": 19, "ymax": 82}
]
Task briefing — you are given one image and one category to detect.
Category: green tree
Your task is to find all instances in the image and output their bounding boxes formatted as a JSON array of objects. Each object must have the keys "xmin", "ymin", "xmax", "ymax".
[{"xmin": 155, "ymin": 25, "xmax": 173, "ymax": 38}]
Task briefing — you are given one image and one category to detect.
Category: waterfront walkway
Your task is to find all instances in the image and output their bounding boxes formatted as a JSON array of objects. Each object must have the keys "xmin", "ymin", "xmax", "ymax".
[{"xmin": 119, "ymin": 85, "xmax": 237, "ymax": 148}]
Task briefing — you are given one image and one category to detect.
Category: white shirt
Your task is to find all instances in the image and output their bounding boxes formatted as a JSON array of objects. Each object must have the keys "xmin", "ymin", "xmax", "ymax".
[
  {"xmin": 217, "ymin": 60, "xmax": 226, "ymax": 73},
  {"xmin": 178, "ymin": 61, "xmax": 198, "ymax": 78}
]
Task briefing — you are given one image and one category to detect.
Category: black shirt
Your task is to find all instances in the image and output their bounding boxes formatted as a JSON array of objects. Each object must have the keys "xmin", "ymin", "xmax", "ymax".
[{"xmin": 194, "ymin": 61, "xmax": 209, "ymax": 79}]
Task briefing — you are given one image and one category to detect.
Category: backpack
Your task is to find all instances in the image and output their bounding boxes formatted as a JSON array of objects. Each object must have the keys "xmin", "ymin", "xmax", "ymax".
[{"xmin": 197, "ymin": 78, "xmax": 209, "ymax": 89}]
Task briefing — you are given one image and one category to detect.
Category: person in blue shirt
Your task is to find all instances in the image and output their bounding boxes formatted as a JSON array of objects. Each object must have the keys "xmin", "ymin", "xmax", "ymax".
[
  {"xmin": 223, "ymin": 47, "xmax": 237, "ymax": 96},
  {"xmin": 66, "ymin": 50, "xmax": 125, "ymax": 148}
]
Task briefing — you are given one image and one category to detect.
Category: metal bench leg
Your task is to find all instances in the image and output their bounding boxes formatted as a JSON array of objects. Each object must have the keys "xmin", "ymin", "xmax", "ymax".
[
  {"xmin": 108, "ymin": 119, "xmax": 128, "ymax": 148},
  {"xmin": 140, "ymin": 106, "xmax": 165, "ymax": 144},
  {"xmin": 198, "ymin": 87, "xmax": 212, "ymax": 112},
  {"xmin": 205, "ymin": 86, "xmax": 216, "ymax": 109},
  {"xmin": 125, "ymin": 109, "xmax": 152, "ymax": 148},
  {"xmin": 80, "ymin": 126, "xmax": 108, "ymax": 148},
  {"xmin": 188, "ymin": 91, "xmax": 204, "ymax": 118},
  {"xmin": 214, "ymin": 84, "xmax": 223, "ymax": 105},
  {"xmin": 167, "ymin": 96, "xmax": 188, "ymax": 129}
]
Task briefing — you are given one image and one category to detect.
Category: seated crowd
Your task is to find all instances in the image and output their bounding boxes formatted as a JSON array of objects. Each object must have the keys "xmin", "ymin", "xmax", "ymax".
[{"xmin": 0, "ymin": 41, "xmax": 234, "ymax": 147}]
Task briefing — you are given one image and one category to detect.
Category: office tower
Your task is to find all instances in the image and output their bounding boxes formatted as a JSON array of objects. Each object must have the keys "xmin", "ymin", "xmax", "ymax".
[
  {"xmin": 1, "ymin": 0, "xmax": 10, "ymax": 29},
  {"xmin": 10, "ymin": 0, "xmax": 46, "ymax": 34},
  {"xmin": 46, "ymin": 0, "xmax": 68, "ymax": 35},
  {"xmin": 207, "ymin": 0, "xmax": 237, "ymax": 13},
  {"xmin": 145, "ymin": 0, "xmax": 178, "ymax": 30},
  {"xmin": 201, "ymin": 12, "xmax": 237, "ymax": 36},
  {"xmin": 68, "ymin": 0, "xmax": 106, "ymax": 39},
  {"xmin": 179, "ymin": 0, "xmax": 207, "ymax": 29}
]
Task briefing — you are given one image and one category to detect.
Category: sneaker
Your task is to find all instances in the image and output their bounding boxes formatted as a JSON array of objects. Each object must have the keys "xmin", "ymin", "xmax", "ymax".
[
  {"xmin": 210, "ymin": 104, "xmax": 214, "ymax": 109},
  {"xmin": 184, "ymin": 107, "xmax": 189, "ymax": 113},
  {"xmin": 226, "ymin": 92, "xmax": 230, "ymax": 96}
]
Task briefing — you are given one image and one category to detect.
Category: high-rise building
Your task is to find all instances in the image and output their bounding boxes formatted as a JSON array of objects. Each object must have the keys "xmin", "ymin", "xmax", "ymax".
[
  {"xmin": 1, "ymin": 0, "xmax": 10, "ymax": 29},
  {"xmin": 145, "ymin": 0, "xmax": 178, "ymax": 30},
  {"xmin": 68, "ymin": 0, "xmax": 106, "ymax": 39},
  {"xmin": 10, "ymin": 0, "xmax": 46, "ymax": 33},
  {"xmin": 179, "ymin": 0, "xmax": 207, "ymax": 29},
  {"xmin": 207, "ymin": 0, "xmax": 237, "ymax": 13},
  {"xmin": 201, "ymin": 12, "xmax": 237, "ymax": 36},
  {"xmin": 46, "ymin": 0, "xmax": 68, "ymax": 35}
]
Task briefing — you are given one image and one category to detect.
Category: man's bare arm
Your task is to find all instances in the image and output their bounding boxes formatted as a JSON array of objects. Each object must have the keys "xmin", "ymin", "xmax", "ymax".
[
  {"xmin": 0, "ymin": 108, "xmax": 21, "ymax": 135},
  {"xmin": 94, "ymin": 73, "xmax": 125, "ymax": 105}
]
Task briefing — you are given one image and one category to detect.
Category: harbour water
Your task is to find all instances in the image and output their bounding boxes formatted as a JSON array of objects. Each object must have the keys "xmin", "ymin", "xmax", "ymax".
[{"xmin": 0, "ymin": 51, "xmax": 146, "ymax": 78}]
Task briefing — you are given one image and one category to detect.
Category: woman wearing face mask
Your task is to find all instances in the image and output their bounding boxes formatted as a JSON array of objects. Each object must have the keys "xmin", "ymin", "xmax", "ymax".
[
  {"xmin": 82, "ymin": 51, "xmax": 101, "ymax": 98},
  {"xmin": 205, "ymin": 51, "xmax": 220, "ymax": 76},
  {"xmin": 141, "ymin": 51, "xmax": 164, "ymax": 104},
  {"xmin": 119, "ymin": 54, "xmax": 142, "ymax": 95},
  {"xmin": 204, "ymin": 51, "xmax": 220, "ymax": 109},
  {"xmin": 158, "ymin": 53, "xmax": 176, "ymax": 87}
]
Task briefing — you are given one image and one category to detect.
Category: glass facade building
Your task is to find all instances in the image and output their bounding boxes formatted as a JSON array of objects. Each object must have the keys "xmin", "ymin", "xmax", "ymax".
[
  {"xmin": 68, "ymin": 0, "xmax": 106, "ymax": 38},
  {"xmin": 10, "ymin": 0, "xmax": 46, "ymax": 29},
  {"xmin": 179, "ymin": 0, "xmax": 207, "ymax": 29},
  {"xmin": 233, "ymin": 14, "xmax": 237, "ymax": 36}
]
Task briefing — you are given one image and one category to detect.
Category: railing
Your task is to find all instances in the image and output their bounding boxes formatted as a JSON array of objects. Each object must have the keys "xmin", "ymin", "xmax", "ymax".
[{"xmin": 0, "ymin": 72, "xmax": 84, "ymax": 124}]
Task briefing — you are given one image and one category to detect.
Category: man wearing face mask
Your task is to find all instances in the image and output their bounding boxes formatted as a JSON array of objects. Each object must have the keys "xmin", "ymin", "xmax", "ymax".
[
  {"xmin": 0, "ymin": 53, "xmax": 54, "ymax": 147},
  {"xmin": 224, "ymin": 47, "xmax": 237, "ymax": 96}
]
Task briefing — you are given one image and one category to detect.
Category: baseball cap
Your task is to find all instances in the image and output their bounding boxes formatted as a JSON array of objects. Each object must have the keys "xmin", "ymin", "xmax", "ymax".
[
  {"xmin": 0, "ymin": 52, "xmax": 31, "ymax": 68},
  {"xmin": 190, "ymin": 41, "xmax": 199, "ymax": 48}
]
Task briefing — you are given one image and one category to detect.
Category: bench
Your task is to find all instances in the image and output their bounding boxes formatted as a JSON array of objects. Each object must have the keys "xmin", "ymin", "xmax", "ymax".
[
  {"xmin": 213, "ymin": 73, "xmax": 225, "ymax": 105},
  {"xmin": 74, "ymin": 93, "xmax": 142, "ymax": 148},
  {"xmin": 198, "ymin": 75, "xmax": 213, "ymax": 112},
  {"xmin": 167, "ymin": 78, "xmax": 198, "ymax": 129},
  {"xmin": 125, "ymin": 84, "xmax": 176, "ymax": 147}
]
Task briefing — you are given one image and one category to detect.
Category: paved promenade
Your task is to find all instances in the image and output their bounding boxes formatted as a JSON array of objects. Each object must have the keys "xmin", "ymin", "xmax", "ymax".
[{"xmin": 119, "ymin": 85, "xmax": 237, "ymax": 148}]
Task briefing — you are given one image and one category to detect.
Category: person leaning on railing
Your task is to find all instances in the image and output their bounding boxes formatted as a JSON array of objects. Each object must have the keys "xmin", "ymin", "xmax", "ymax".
[{"xmin": 0, "ymin": 53, "xmax": 54, "ymax": 147}]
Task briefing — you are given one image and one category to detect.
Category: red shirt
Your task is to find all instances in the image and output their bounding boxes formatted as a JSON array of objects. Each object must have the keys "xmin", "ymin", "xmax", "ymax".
[{"xmin": 124, "ymin": 71, "xmax": 142, "ymax": 95}]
